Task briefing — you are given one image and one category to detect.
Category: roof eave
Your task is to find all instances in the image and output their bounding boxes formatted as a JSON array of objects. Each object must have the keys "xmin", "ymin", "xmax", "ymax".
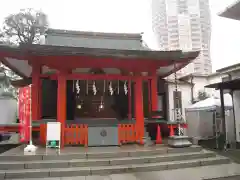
[
  {"xmin": 0, "ymin": 44, "xmax": 199, "ymax": 78},
  {"xmin": 216, "ymin": 63, "xmax": 240, "ymax": 74},
  {"xmin": 218, "ymin": 0, "xmax": 240, "ymax": 20},
  {"xmin": 205, "ymin": 78, "xmax": 240, "ymax": 90}
]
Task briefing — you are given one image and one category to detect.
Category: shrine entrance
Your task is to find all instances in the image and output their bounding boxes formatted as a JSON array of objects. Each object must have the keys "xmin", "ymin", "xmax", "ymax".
[
  {"xmin": 39, "ymin": 69, "xmax": 154, "ymax": 147},
  {"xmin": 73, "ymin": 79, "xmax": 129, "ymax": 120},
  {"xmin": 42, "ymin": 68, "xmax": 153, "ymax": 123}
]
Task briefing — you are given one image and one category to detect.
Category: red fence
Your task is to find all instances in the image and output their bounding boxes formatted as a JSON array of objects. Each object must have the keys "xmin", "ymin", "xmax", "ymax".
[
  {"xmin": 39, "ymin": 123, "xmax": 143, "ymax": 147},
  {"xmin": 64, "ymin": 124, "xmax": 88, "ymax": 147},
  {"xmin": 118, "ymin": 124, "xmax": 141, "ymax": 145}
]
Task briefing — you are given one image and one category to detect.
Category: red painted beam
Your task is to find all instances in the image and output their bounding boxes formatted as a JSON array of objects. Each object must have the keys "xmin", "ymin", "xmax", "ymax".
[
  {"xmin": 40, "ymin": 73, "xmax": 153, "ymax": 80},
  {"xmin": 67, "ymin": 74, "xmax": 133, "ymax": 80},
  {"xmin": 38, "ymin": 56, "xmax": 170, "ymax": 72}
]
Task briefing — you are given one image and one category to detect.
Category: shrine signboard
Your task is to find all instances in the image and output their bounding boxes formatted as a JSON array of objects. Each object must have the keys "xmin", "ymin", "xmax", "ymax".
[{"xmin": 18, "ymin": 86, "xmax": 31, "ymax": 142}]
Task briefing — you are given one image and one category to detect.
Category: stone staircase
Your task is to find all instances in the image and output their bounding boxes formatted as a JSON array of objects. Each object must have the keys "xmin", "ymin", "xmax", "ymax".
[
  {"xmin": 205, "ymin": 175, "xmax": 240, "ymax": 180},
  {"xmin": 0, "ymin": 145, "xmax": 231, "ymax": 179}
]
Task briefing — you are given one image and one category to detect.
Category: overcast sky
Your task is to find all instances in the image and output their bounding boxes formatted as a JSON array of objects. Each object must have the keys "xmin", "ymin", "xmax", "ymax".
[{"xmin": 0, "ymin": 0, "xmax": 240, "ymax": 72}]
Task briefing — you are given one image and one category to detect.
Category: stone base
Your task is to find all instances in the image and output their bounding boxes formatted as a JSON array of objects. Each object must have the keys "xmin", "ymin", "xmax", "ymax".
[{"xmin": 168, "ymin": 136, "xmax": 192, "ymax": 148}]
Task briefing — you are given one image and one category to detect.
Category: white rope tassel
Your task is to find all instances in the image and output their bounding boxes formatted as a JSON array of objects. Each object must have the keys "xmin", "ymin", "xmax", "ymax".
[
  {"xmin": 124, "ymin": 81, "xmax": 128, "ymax": 95},
  {"xmin": 109, "ymin": 81, "xmax": 113, "ymax": 95},
  {"xmin": 76, "ymin": 80, "xmax": 80, "ymax": 94},
  {"xmin": 93, "ymin": 81, "xmax": 97, "ymax": 95},
  {"xmin": 175, "ymin": 108, "xmax": 182, "ymax": 121}
]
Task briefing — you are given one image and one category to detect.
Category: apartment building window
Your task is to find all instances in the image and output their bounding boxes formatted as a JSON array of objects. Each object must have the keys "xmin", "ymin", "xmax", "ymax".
[
  {"xmin": 192, "ymin": 38, "xmax": 200, "ymax": 41},
  {"xmin": 169, "ymin": 34, "xmax": 179, "ymax": 38},
  {"xmin": 194, "ymin": 67, "xmax": 201, "ymax": 71}
]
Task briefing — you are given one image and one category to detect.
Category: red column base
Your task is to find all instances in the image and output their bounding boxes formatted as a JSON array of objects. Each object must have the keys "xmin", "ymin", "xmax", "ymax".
[
  {"xmin": 169, "ymin": 125, "xmax": 174, "ymax": 136},
  {"xmin": 168, "ymin": 124, "xmax": 188, "ymax": 137}
]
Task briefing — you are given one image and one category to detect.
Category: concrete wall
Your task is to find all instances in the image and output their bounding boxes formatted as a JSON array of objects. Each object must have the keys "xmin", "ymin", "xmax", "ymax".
[
  {"xmin": 184, "ymin": 74, "xmax": 222, "ymax": 101},
  {"xmin": 192, "ymin": 77, "xmax": 209, "ymax": 98},
  {"xmin": 233, "ymin": 91, "xmax": 240, "ymax": 142},
  {"xmin": 229, "ymin": 70, "xmax": 240, "ymax": 142},
  {"xmin": 0, "ymin": 97, "xmax": 17, "ymax": 124}
]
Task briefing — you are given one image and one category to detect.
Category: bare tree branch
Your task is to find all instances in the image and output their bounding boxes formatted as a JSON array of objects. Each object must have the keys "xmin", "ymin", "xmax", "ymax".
[
  {"xmin": 0, "ymin": 8, "xmax": 48, "ymax": 98},
  {"xmin": 2, "ymin": 8, "xmax": 48, "ymax": 45}
]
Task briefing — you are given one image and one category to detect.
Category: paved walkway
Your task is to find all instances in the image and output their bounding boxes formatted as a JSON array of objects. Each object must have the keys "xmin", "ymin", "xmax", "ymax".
[{"xmin": 8, "ymin": 163, "xmax": 240, "ymax": 180}]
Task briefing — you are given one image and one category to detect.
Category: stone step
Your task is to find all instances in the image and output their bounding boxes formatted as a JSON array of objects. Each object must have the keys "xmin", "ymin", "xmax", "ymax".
[
  {"xmin": 1, "ymin": 156, "xmax": 231, "ymax": 179},
  {"xmin": 0, "ymin": 145, "xmax": 202, "ymax": 161},
  {"xmin": 204, "ymin": 175, "xmax": 240, "ymax": 180},
  {"xmin": 0, "ymin": 150, "xmax": 215, "ymax": 170}
]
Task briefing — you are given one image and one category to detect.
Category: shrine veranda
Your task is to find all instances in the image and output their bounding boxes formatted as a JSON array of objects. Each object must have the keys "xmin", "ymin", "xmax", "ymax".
[{"xmin": 0, "ymin": 44, "xmax": 199, "ymax": 147}]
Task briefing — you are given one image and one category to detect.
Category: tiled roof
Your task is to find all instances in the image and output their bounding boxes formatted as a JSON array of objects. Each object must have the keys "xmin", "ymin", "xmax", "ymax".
[{"xmin": 47, "ymin": 29, "xmax": 142, "ymax": 40}]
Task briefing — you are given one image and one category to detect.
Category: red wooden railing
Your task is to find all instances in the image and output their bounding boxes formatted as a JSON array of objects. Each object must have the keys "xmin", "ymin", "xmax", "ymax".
[
  {"xmin": 39, "ymin": 123, "xmax": 145, "ymax": 147},
  {"xmin": 118, "ymin": 124, "xmax": 141, "ymax": 145},
  {"xmin": 64, "ymin": 124, "xmax": 88, "ymax": 147}
]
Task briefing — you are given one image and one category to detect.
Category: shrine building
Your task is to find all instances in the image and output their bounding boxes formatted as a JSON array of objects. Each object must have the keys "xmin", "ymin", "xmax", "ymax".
[{"xmin": 0, "ymin": 29, "xmax": 199, "ymax": 147}]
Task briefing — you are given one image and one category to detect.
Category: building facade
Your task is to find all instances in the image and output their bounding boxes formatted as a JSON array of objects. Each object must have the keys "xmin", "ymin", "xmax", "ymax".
[{"xmin": 151, "ymin": 0, "xmax": 212, "ymax": 77}]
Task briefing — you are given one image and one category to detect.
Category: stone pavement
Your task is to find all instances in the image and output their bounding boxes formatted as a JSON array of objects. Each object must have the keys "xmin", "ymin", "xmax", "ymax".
[{"xmin": 9, "ymin": 163, "xmax": 240, "ymax": 180}]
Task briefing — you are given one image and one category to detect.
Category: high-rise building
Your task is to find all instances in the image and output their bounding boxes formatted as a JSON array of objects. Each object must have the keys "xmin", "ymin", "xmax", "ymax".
[{"xmin": 151, "ymin": 0, "xmax": 212, "ymax": 77}]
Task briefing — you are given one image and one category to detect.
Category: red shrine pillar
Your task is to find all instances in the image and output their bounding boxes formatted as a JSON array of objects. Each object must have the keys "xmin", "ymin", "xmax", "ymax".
[
  {"xmin": 57, "ymin": 72, "xmax": 67, "ymax": 147},
  {"xmin": 128, "ymin": 80, "xmax": 132, "ymax": 120},
  {"xmin": 134, "ymin": 76, "xmax": 144, "ymax": 144},
  {"xmin": 148, "ymin": 80, "xmax": 151, "ymax": 114},
  {"xmin": 150, "ymin": 74, "xmax": 158, "ymax": 112},
  {"xmin": 31, "ymin": 63, "xmax": 41, "ymax": 121},
  {"xmin": 38, "ymin": 80, "xmax": 42, "ymax": 120}
]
